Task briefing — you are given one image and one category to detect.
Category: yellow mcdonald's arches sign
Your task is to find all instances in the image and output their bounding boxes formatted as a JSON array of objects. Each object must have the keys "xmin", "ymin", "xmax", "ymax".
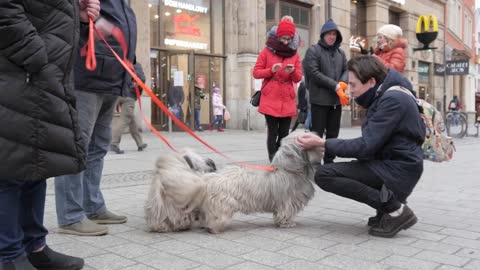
[
  {"xmin": 416, "ymin": 15, "xmax": 438, "ymax": 34},
  {"xmin": 415, "ymin": 14, "xmax": 438, "ymax": 50}
]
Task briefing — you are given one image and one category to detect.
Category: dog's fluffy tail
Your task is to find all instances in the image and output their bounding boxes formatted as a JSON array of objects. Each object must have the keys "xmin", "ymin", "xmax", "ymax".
[{"xmin": 160, "ymin": 169, "xmax": 207, "ymax": 214}]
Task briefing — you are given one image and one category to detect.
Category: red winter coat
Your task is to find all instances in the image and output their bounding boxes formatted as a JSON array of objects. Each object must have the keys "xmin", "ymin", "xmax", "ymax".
[
  {"xmin": 374, "ymin": 39, "xmax": 407, "ymax": 73},
  {"xmin": 253, "ymin": 48, "xmax": 302, "ymax": 117}
]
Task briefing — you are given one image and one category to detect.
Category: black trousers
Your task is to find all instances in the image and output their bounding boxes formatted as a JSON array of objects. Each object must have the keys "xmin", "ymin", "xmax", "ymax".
[
  {"xmin": 311, "ymin": 104, "xmax": 342, "ymax": 163},
  {"xmin": 315, "ymin": 162, "xmax": 402, "ymax": 213},
  {"xmin": 265, "ymin": 114, "xmax": 291, "ymax": 161}
]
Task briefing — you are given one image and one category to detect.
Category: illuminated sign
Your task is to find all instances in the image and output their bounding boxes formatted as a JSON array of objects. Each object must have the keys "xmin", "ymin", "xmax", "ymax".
[
  {"xmin": 174, "ymin": 13, "xmax": 201, "ymax": 36},
  {"xmin": 164, "ymin": 38, "xmax": 208, "ymax": 50},
  {"xmin": 164, "ymin": 0, "xmax": 208, "ymax": 14},
  {"xmin": 349, "ymin": 35, "xmax": 367, "ymax": 52}
]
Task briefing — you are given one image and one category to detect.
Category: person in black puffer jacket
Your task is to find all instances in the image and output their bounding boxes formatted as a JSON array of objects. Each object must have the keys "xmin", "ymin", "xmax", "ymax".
[
  {"xmin": 0, "ymin": 1, "xmax": 100, "ymax": 269},
  {"xmin": 54, "ymin": 0, "xmax": 138, "ymax": 236},
  {"xmin": 302, "ymin": 18, "xmax": 349, "ymax": 164},
  {"xmin": 297, "ymin": 56, "xmax": 425, "ymax": 238}
]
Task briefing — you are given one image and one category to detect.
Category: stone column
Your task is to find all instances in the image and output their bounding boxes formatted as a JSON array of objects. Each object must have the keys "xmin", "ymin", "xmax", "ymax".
[
  {"xmin": 225, "ymin": 0, "xmax": 265, "ymax": 130},
  {"xmin": 130, "ymin": 0, "xmax": 151, "ymax": 131}
]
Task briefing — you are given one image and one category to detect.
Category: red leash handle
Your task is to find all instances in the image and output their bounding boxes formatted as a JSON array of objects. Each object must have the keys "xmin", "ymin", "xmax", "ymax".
[{"xmin": 84, "ymin": 18, "xmax": 96, "ymax": 71}]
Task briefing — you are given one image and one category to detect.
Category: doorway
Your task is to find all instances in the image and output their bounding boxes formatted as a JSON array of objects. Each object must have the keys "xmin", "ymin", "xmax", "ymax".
[{"xmin": 150, "ymin": 49, "xmax": 225, "ymax": 131}]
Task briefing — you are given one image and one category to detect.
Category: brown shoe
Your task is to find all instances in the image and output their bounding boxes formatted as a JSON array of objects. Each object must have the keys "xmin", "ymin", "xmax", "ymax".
[
  {"xmin": 89, "ymin": 209, "xmax": 127, "ymax": 224},
  {"xmin": 58, "ymin": 219, "xmax": 108, "ymax": 236}
]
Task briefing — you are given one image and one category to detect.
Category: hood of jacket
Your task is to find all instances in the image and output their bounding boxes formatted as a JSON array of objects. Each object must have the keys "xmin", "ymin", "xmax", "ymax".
[{"xmin": 318, "ymin": 19, "xmax": 343, "ymax": 49}]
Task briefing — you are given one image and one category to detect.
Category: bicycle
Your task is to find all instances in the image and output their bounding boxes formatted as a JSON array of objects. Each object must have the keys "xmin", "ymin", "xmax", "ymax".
[{"xmin": 445, "ymin": 111, "xmax": 467, "ymax": 138}]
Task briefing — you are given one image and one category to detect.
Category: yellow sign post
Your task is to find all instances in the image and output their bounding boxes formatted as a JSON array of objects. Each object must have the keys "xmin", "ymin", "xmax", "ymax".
[{"xmin": 414, "ymin": 14, "xmax": 438, "ymax": 51}]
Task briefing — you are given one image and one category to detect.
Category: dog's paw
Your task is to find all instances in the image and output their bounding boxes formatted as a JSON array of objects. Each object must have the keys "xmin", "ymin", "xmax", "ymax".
[
  {"xmin": 278, "ymin": 222, "xmax": 296, "ymax": 228},
  {"xmin": 207, "ymin": 227, "xmax": 223, "ymax": 234}
]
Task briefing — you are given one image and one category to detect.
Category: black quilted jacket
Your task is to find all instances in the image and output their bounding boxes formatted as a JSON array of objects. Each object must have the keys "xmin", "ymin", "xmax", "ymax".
[{"xmin": 0, "ymin": 0, "xmax": 86, "ymax": 181}]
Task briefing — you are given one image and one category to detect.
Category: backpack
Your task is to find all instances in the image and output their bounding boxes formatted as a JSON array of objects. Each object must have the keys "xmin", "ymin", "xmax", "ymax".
[{"xmin": 387, "ymin": 86, "xmax": 455, "ymax": 162}]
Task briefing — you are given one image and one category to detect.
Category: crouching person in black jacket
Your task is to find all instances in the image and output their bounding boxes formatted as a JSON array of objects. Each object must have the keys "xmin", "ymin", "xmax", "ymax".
[
  {"xmin": 297, "ymin": 56, "xmax": 425, "ymax": 238},
  {"xmin": 0, "ymin": 1, "xmax": 99, "ymax": 269}
]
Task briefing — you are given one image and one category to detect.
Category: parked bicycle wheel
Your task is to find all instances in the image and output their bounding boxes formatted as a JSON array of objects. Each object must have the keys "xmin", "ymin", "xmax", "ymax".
[{"xmin": 446, "ymin": 112, "xmax": 467, "ymax": 138}]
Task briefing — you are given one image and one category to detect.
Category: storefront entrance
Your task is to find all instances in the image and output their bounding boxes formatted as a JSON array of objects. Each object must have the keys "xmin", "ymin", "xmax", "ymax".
[{"xmin": 150, "ymin": 49, "xmax": 224, "ymax": 131}]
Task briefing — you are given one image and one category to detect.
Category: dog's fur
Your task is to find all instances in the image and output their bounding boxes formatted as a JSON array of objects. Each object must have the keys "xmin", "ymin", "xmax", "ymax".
[
  {"xmin": 145, "ymin": 149, "xmax": 216, "ymax": 232},
  {"xmin": 148, "ymin": 133, "xmax": 323, "ymax": 233}
]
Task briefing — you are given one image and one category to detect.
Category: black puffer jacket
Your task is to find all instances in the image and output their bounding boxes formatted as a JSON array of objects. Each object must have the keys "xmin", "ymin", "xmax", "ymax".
[
  {"xmin": 0, "ymin": 0, "xmax": 86, "ymax": 181},
  {"xmin": 302, "ymin": 19, "xmax": 348, "ymax": 106},
  {"xmin": 74, "ymin": 0, "xmax": 137, "ymax": 96},
  {"xmin": 325, "ymin": 70, "xmax": 425, "ymax": 202}
]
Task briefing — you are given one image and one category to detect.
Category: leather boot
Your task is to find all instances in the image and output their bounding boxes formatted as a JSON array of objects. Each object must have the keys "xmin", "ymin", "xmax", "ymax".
[{"xmin": 368, "ymin": 205, "xmax": 417, "ymax": 238}]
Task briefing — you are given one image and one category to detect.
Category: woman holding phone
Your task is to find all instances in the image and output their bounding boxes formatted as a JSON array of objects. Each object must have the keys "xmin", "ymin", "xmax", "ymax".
[{"xmin": 253, "ymin": 18, "xmax": 303, "ymax": 161}]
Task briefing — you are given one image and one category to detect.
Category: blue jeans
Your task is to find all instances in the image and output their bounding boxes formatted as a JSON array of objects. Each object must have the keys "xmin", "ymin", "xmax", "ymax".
[
  {"xmin": 210, "ymin": 115, "xmax": 223, "ymax": 129},
  {"xmin": 55, "ymin": 91, "xmax": 118, "ymax": 226},
  {"xmin": 305, "ymin": 110, "xmax": 312, "ymax": 130},
  {"xmin": 194, "ymin": 108, "xmax": 201, "ymax": 130},
  {"xmin": 0, "ymin": 180, "xmax": 48, "ymax": 263}
]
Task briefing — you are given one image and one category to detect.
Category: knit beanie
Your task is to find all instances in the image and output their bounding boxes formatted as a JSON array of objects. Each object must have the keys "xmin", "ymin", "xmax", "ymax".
[
  {"xmin": 212, "ymin": 87, "xmax": 220, "ymax": 94},
  {"xmin": 276, "ymin": 19, "xmax": 296, "ymax": 37},
  {"xmin": 377, "ymin": 24, "xmax": 403, "ymax": 40}
]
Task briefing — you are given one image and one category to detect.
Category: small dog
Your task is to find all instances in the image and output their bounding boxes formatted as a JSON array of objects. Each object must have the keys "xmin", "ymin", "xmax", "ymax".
[
  {"xmin": 144, "ymin": 149, "xmax": 216, "ymax": 232},
  {"xmin": 155, "ymin": 133, "xmax": 324, "ymax": 234}
]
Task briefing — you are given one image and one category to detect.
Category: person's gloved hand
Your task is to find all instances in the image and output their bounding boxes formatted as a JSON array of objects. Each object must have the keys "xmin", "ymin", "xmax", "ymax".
[
  {"xmin": 336, "ymin": 82, "xmax": 350, "ymax": 106},
  {"xmin": 360, "ymin": 46, "xmax": 374, "ymax": 55}
]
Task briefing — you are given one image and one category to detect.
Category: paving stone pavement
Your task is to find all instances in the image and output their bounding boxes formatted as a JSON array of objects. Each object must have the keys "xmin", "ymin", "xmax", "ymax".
[{"xmin": 44, "ymin": 128, "xmax": 480, "ymax": 270}]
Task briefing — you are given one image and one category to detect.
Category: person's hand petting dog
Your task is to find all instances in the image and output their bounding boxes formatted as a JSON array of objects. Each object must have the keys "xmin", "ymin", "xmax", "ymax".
[{"xmin": 296, "ymin": 133, "xmax": 326, "ymax": 153}]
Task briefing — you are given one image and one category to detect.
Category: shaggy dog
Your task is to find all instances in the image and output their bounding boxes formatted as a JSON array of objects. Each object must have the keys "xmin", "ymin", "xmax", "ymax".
[
  {"xmin": 145, "ymin": 150, "xmax": 216, "ymax": 232},
  {"xmin": 152, "ymin": 133, "xmax": 324, "ymax": 234}
]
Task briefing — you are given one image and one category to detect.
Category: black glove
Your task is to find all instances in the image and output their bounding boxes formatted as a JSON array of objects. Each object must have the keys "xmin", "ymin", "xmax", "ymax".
[{"xmin": 360, "ymin": 46, "xmax": 374, "ymax": 55}]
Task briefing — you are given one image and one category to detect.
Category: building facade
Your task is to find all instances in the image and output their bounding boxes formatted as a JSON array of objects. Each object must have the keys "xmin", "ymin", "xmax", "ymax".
[
  {"xmin": 129, "ymin": 0, "xmax": 451, "ymax": 131},
  {"xmin": 445, "ymin": 0, "xmax": 476, "ymax": 121}
]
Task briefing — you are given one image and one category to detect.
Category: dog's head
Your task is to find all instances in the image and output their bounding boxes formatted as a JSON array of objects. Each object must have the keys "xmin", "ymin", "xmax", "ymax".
[
  {"xmin": 271, "ymin": 132, "xmax": 323, "ymax": 173},
  {"xmin": 155, "ymin": 149, "xmax": 217, "ymax": 174},
  {"xmin": 181, "ymin": 149, "xmax": 217, "ymax": 173}
]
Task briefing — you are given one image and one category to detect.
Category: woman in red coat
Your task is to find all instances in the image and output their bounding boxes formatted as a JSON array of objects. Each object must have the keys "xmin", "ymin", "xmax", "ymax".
[
  {"xmin": 253, "ymin": 18, "xmax": 302, "ymax": 161},
  {"xmin": 374, "ymin": 24, "xmax": 407, "ymax": 73}
]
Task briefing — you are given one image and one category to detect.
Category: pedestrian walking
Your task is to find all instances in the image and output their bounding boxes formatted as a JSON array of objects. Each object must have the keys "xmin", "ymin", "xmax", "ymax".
[
  {"xmin": 110, "ymin": 63, "xmax": 148, "ymax": 154},
  {"xmin": 302, "ymin": 18, "xmax": 349, "ymax": 164},
  {"xmin": 0, "ymin": 0, "xmax": 100, "ymax": 269},
  {"xmin": 297, "ymin": 56, "xmax": 425, "ymax": 238},
  {"xmin": 194, "ymin": 78, "xmax": 206, "ymax": 131},
  {"xmin": 209, "ymin": 87, "xmax": 226, "ymax": 132},
  {"xmin": 55, "ymin": 0, "xmax": 138, "ymax": 236},
  {"xmin": 253, "ymin": 18, "xmax": 303, "ymax": 161}
]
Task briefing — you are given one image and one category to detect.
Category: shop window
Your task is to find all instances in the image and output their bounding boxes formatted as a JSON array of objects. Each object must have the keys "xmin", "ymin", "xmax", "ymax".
[
  {"xmin": 418, "ymin": 61, "xmax": 430, "ymax": 84},
  {"xmin": 266, "ymin": 0, "xmax": 276, "ymax": 21},
  {"xmin": 279, "ymin": 2, "xmax": 309, "ymax": 28}
]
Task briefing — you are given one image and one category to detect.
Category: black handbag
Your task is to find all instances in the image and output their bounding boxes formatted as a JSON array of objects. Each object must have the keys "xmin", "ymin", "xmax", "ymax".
[{"xmin": 250, "ymin": 90, "xmax": 261, "ymax": 107}]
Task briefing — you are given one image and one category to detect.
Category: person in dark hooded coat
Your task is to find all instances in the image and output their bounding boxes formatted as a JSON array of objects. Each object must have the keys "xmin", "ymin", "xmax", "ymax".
[
  {"xmin": 0, "ymin": 1, "xmax": 100, "ymax": 269},
  {"xmin": 302, "ymin": 18, "xmax": 349, "ymax": 164},
  {"xmin": 297, "ymin": 56, "xmax": 425, "ymax": 238}
]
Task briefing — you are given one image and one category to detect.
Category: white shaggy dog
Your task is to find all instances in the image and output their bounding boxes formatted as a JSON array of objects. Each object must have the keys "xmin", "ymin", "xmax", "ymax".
[
  {"xmin": 145, "ymin": 150, "xmax": 216, "ymax": 232},
  {"xmin": 151, "ymin": 133, "xmax": 324, "ymax": 234}
]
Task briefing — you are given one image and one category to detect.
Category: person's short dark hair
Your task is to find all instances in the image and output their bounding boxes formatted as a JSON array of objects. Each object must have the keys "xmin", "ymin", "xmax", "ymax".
[{"xmin": 347, "ymin": 56, "xmax": 387, "ymax": 84}]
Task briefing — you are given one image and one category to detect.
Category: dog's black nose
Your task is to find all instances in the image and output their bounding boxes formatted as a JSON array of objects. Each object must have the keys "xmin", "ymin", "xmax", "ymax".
[{"xmin": 205, "ymin": 158, "xmax": 217, "ymax": 172}]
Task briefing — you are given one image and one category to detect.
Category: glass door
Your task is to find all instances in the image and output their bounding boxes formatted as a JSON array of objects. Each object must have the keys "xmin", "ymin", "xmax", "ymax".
[{"xmin": 150, "ymin": 49, "xmax": 194, "ymax": 131}]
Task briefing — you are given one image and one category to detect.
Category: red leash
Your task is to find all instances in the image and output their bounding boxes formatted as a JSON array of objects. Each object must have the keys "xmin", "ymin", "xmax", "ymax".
[{"xmin": 84, "ymin": 19, "xmax": 275, "ymax": 171}]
